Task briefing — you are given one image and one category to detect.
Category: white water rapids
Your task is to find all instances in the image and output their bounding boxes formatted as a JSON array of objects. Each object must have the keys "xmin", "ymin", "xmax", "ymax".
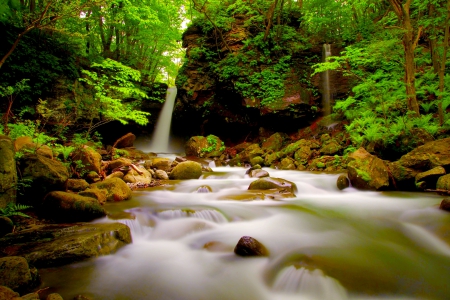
[{"xmin": 40, "ymin": 167, "xmax": 450, "ymax": 300}]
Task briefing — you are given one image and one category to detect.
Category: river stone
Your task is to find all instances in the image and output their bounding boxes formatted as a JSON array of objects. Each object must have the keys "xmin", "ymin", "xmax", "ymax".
[
  {"xmin": 337, "ymin": 175, "xmax": 350, "ymax": 190},
  {"xmin": 19, "ymin": 153, "xmax": 69, "ymax": 203},
  {"xmin": 66, "ymin": 179, "xmax": 89, "ymax": 192},
  {"xmin": 154, "ymin": 170, "xmax": 169, "ymax": 180},
  {"xmin": 347, "ymin": 148, "xmax": 390, "ymax": 191},
  {"xmin": 398, "ymin": 137, "xmax": 450, "ymax": 170},
  {"xmin": 22, "ymin": 292, "xmax": 40, "ymax": 299},
  {"xmin": 248, "ymin": 177, "xmax": 297, "ymax": 193},
  {"xmin": 0, "ymin": 223, "xmax": 132, "ymax": 268},
  {"xmin": 152, "ymin": 158, "xmax": 172, "ymax": 171},
  {"xmin": 0, "ymin": 285, "xmax": 19, "ymax": 299},
  {"xmin": 234, "ymin": 236, "xmax": 269, "ymax": 257},
  {"xmin": 415, "ymin": 166, "xmax": 446, "ymax": 189},
  {"xmin": 294, "ymin": 146, "xmax": 312, "ymax": 165},
  {"xmin": 0, "ymin": 135, "xmax": 17, "ymax": 208},
  {"xmin": 196, "ymin": 185, "xmax": 212, "ymax": 193},
  {"xmin": 440, "ymin": 199, "xmax": 450, "ymax": 212},
  {"xmin": 42, "ymin": 191, "xmax": 106, "ymax": 222},
  {"xmin": 123, "ymin": 166, "xmax": 152, "ymax": 184},
  {"xmin": 105, "ymin": 171, "xmax": 124, "ymax": 180},
  {"xmin": 170, "ymin": 161, "xmax": 202, "ymax": 180},
  {"xmin": 113, "ymin": 132, "xmax": 136, "ymax": 148},
  {"xmin": 0, "ymin": 256, "xmax": 40, "ymax": 293},
  {"xmin": 90, "ymin": 178, "xmax": 132, "ymax": 202},
  {"xmin": 250, "ymin": 156, "xmax": 264, "ymax": 166},
  {"xmin": 72, "ymin": 146, "xmax": 102, "ymax": 174},
  {"xmin": 249, "ymin": 169, "xmax": 270, "ymax": 178}
]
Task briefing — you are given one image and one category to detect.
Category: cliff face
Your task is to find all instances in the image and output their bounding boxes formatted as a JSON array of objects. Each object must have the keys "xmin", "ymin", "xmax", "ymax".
[{"xmin": 173, "ymin": 14, "xmax": 349, "ymax": 142}]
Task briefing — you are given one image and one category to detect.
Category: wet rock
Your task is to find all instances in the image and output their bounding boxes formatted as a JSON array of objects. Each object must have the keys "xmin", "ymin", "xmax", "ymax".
[
  {"xmin": 151, "ymin": 158, "xmax": 172, "ymax": 171},
  {"xmin": 0, "ymin": 285, "xmax": 19, "ymax": 299},
  {"xmin": 108, "ymin": 157, "xmax": 133, "ymax": 171},
  {"xmin": 0, "ymin": 223, "xmax": 132, "ymax": 268},
  {"xmin": 19, "ymin": 153, "xmax": 69, "ymax": 203},
  {"xmin": 248, "ymin": 177, "xmax": 297, "ymax": 193},
  {"xmin": 347, "ymin": 148, "xmax": 390, "ymax": 191},
  {"xmin": 42, "ymin": 191, "xmax": 106, "ymax": 222},
  {"xmin": 196, "ymin": 185, "xmax": 212, "ymax": 193},
  {"xmin": 72, "ymin": 146, "xmax": 102, "ymax": 174},
  {"xmin": 248, "ymin": 169, "xmax": 270, "ymax": 178},
  {"xmin": 0, "ymin": 256, "xmax": 40, "ymax": 293},
  {"xmin": 398, "ymin": 138, "xmax": 450, "ymax": 170},
  {"xmin": 0, "ymin": 216, "xmax": 14, "ymax": 237},
  {"xmin": 439, "ymin": 199, "xmax": 450, "ymax": 212},
  {"xmin": 337, "ymin": 175, "xmax": 350, "ymax": 190},
  {"xmin": 90, "ymin": 178, "xmax": 132, "ymax": 202},
  {"xmin": 280, "ymin": 157, "xmax": 296, "ymax": 170},
  {"xmin": 436, "ymin": 174, "xmax": 450, "ymax": 191},
  {"xmin": 66, "ymin": 179, "xmax": 89, "ymax": 192},
  {"xmin": 154, "ymin": 170, "xmax": 169, "ymax": 180},
  {"xmin": 234, "ymin": 236, "xmax": 269, "ymax": 257},
  {"xmin": 170, "ymin": 161, "xmax": 203, "ymax": 180},
  {"xmin": 185, "ymin": 135, "xmax": 224, "ymax": 158},
  {"xmin": 113, "ymin": 132, "xmax": 136, "ymax": 148},
  {"xmin": 415, "ymin": 166, "xmax": 446, "ymax": 190},
  {"xmin": 78, "ymin": 188, "xmax": 107, "ymax": 205},
  {"xmin": 261, "ymin": 132, "xmax": 284, "ymax": 152},
  {"xmin": 123, "ymin": 166, "xmax": 152, "ymax": 184},
  {"xmin": 0, "ymin": 135, "xmax": 18, "ymax": 209}
]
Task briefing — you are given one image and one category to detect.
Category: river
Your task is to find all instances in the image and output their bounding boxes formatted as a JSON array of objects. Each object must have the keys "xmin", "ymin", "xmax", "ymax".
[{"xmin": 40, "ymin": 166, "xmax": 450, "ymax": 300}]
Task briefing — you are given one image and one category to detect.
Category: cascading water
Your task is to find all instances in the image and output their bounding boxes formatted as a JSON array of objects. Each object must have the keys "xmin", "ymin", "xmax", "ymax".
[
  {"xmin": 149, "ymin": 87, "xmax": 177, "ymax": 153},
  {"xmin": 39, "ymin": 167, "xmax": 450, "ymax": 300},
  {"xmin": 322, "ymin": 44, "xmax": 332, "ymax": 116}
]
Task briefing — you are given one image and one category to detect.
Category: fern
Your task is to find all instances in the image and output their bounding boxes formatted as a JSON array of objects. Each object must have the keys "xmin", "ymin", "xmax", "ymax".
[{"xmin": 0, "ymin": 202, "xmax": 32, "ymax": 218}]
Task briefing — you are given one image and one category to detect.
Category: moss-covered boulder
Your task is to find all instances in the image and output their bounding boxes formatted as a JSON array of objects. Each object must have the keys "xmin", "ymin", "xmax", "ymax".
[
  {"xmin": 248, "ymin": 177, "xmax": 297, "ymax": 193},
  {"xmin": 347, "ymin": 148, "xmax": 390, "ymax": 191},
  {"xmin": 185, "ymin": 135, "xmax": 224, "ymax": 158},
  {"xmin": 0, "ymin": 285, "xmax": 19, "ymax": 299},
  {"xmin": 66, "ymin": 179, "xmax": 89, "ymax": 192},
  {"xmin": 170, "ymin": 161, "xmax": 202, "ymax": 180},
  {"xmin": 234, "ymin": 236, "xmax": 269, "ymax": 257},
  {"xmin": 72, "ymin": 146, "xmax": 102, "ymax": 174},
  {"xmin": 398, "ymin": 138, "xmax": 450, "ymax": 170},
  {"xmin": 42, "ymin": 191, "xmax": 106, "ymax": 222},
  {"xmin": 0, "ymin": 223, "xmax": 131, "ymax": 268},
  {"xmin": 261, "ymin": 132, "xmax": 284, "ymax": 152},
  {"xmin": 415, "ymin": 166, "xmax": 446, "ymax": 190},
  {"xmin": 151, "ymin": 158, "xmax": 172, "ymax": 171},
  {"xmin": 78, "ymin": 188, "xmax": 107, "ymax": 205},
  {"xmin": 388, "ymin": 161, "xmax": 419, "ymax": 190},
  {"xmin": 280, "ymin": 157, "xmax": 296, "ymax": 170},
  {"xmin": 90, "ymin": 178, "xmax": 132, "ymax": 202},
  {"xmin": 19, "ymin": 153, "xmax": 69, "ymax": 203},
  {"xmin": 0, "ymin": 256, "xmax": 40, "ymax": 293},
  {"xmin": 440, "ymin": 199, "xmax": 450, "ymax": 211},
  {"xmin": 294, "ymin": 145, "xmax": 312, "ymax": 166},
  {"xmin": 320, "ymin": 140, "xmax": 342, "ymax": 155},
  {"xmin": 0, "ymin": 135, "xmax": 17, "ymax": 208},
  {"xmin": 108, "ymin": 157, "xmax": 133, "ymax": 171},
  {"xmin": 436, "ymin": 174, "xmax": 450, "ymax": 191}
]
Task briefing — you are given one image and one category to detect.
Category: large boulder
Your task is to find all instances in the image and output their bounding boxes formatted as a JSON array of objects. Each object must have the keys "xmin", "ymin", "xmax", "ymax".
[
  {"xmin": 397, "ymin": 138, "xmax": 450, "ymax": 170},
  {"xmin": 150, "ymin": 158, "xmax": 172, "ymax": 171},
  {"xmin": 415, "ymin": 166, "xmax": 446, "ymax": 190},
  {"xmin": 170, "ymin": 161, "xmax": 202, "ymax": 180},
  {"xmin": 42, "ymin": 191, "xmax": 106, "ymax": 222},
  {"xmin": 66, "ymin": 179, "xmax": 89, "ymax": 192},
  {"xmin": 113, "ymin": 132, "xmax": 136, "ymax": 148},
  {"xmin": 185, "ymin": 135, "xmax": 225, "ymax": 158},
  {"xmin": 387, "ymin": 161, "xmax": 418, "ymax": 190},
  {"xmin": 0, "ymin": 256, "xmax": 40, "ymax": 293},
  {"xmin": 248, "ymin": 177, "xmax": 297, "ymax": 193},
  {"xmin": 0, "ymin": 135, "xmax": 17, "ymax": 208},
  {"xmin": 90, "ymin": 178, "xmax": 132, "ymax": 202},
  {"xmin": 72, "ymin": 146, "xmax": 102, "ymax": 174},
  {"xmin": 347, "ymin": 148, "xmax": 390, "ymax": 191},
  {"xmin": 0, "ymin": 223, "xmax": 132, "ymax": 268},
  {"xmin": 19, "ymin": 153, "xmax": 69, "ymax": 203}
]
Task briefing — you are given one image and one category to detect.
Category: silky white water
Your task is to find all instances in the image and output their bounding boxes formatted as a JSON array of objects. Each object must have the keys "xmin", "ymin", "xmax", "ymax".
[
  {"xmin": 322, "ymin": 44, "xmax": 332, "ymax": 116},
  {"xmin": 40, "ymin": 167, "xmax": 450, "ymax": 300}
]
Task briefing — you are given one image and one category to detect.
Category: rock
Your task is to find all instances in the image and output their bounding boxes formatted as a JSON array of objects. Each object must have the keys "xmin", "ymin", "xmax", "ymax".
[
  {"xmin": 90, "ymin": 178, "xmax": 132, "ymax": 202},
  {"xmin": 46, "ymin": 293, "xmax": 64, "ymax": 300},
  {"xmin": 320, "ymin": 140, "xmax": 342, "ymax": 155},
  {"xmin": 84, "ymin": 171, "xmax": 101, "ymax": 183},
  {"xmin": 248, "ymin": 177, "xmax": 297, "ymax": 193},
  {"xmin": 0, "ymin": 285, "xmax": 19, "ymax": 299},
  {"xmin": 436, "ymin": 174, "xmax": 450, "ymax": 191},
  {"xmin": 347, "ymin": 148, "xmax": 390, "ymax": 191},
  {"xmin": 113, "ymin": 132, "xmax": 136, "ymax": 148},
  {"xmin": 66, "ymin": 179, "xmax": 89, "ymax": 192},
  {"xmin": 72, "ymin": 146, "xmax": 102, "ymax": 174},
  {"xmin": 250, "ymin": 156, "xmax": 264, "ymax": 166},
  {"xmin": 234, "ymin": 236, "xmax": 269, "ymax": 257},
  {"xmin": 439, "ymin": 199, "xmax": 450, "ymax": 211},
  {"xmin": 20, "ymin": 292, "xmax": 40, "ymax": 299},
  {"xmin": 13, "ymin": 136, "xmax": 33, "ymax": 152},
  {"xmin": 108, "ymin": 157, "xmax": 133, "ymax": 171},
  {"xmin": 151, "ymin": 158, "xmax": 172, "ymax": 171},
  {"xmin": 170, "ymin": 161, "xmax": 203, "ymax": 180},
  {"xmin": 248, "ymin": 169, "xmax": 270, "ymax": 178},
  {"xmin": 185, "ymin": 135, "xmax": 224, "ymax": 158},
  {"xmin": 0, "ymin": 223, "xmax": 132, "ymax": 268},
  {"xmin": 0, "ymin": 135, "xmax": 17, "ymax": 208},
  {"xmin": 42, "ymin": 191, "xmax": 106, "ymax": 222},
  {"xmin": 294, "ymin": 146, "xmax": 312, "ymax": 165},
  {"xmin": 78, "ymin": 188, "xmax": 107, "ymax": 205},
  {"xmin": 19, "ymin": 153, "xmax": 69, "ymax": 203},
  {"xmin": 123, "ymin": 167, "xmax": 152, "ymax": 184},
  {"xmin": 388, "ymin": 161, "xmax": 418, "ymax": 190},
  {"xmin": 0, "ymin": 216, "xmax": 14, "ymax": 237},
  {"xmin": 196, "ymin": 185, "xmax": 212, "ymax": 193},
  {"xmin": 337, "ymin": 175, "xmax": 350, "ymax": 190},
  {"xmin": 0, "ymin": 256, "xmax": 40, "ymax": 293},
  {"xmin": 105, "ymin": 171, "xmax": 124, "ymax": 180},
  {"xmin": 280, "ymin": 157, "xmax": 296, "ymax": 170},
  {"xmin": 398, "ymin": 138, "xmax": 450, "ymax": 170},
  {"xmin": 415, "ymin": 166, "xmax": 446, "ymax": 190},
  {"xmin": 154, "ymin": 170, "xmax": 169, "ymax": 180},
  {"xmin": 261, "ymin": 132, "xmax": 284, "ymax": 152}
]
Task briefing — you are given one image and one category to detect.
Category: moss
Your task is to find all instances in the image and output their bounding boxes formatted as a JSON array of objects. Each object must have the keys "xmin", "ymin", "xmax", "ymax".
[{"xmin": 356, "ymin": 169, "xmax": 372, "ymax": 181}]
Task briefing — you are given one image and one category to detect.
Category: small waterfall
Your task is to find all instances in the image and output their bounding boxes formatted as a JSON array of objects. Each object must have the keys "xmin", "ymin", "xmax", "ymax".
[
  {"xmin": 156, "ymin": 209, "xmax": 228, "ymax": 223},
  {"xmin": 322, "ymin": 44, "xmax": 332, "ymax": 116},
  {"xmin": 149, "ymin": 87, "xmax": 177, "ymax": 152}
]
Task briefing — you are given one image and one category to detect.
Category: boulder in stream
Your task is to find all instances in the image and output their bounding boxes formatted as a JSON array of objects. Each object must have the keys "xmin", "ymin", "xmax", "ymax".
[
  {"xmin": 90, "ymin": 177, "xmax": 132, "ymax": 202},
  {"xmin": 0, "ymin": 223, "xmax": 132, "ymax": 268},
  {"xmin": 170, "ymin": 161, "xmax": 203, "ymax": 180},
  {"xmin": 234, "ymin": 236, "xmax": 269, "ymax": 257},
  {"xmin": 248, "ymin": 177, "xmax": 297, "ymax": 193},
  {"xmin": 347, "ymin": 148, "xmax": 390, "ymax": 191},
  {"xmin": 0, "ymin": 256, "xmax": 40, "ymax": 293}
]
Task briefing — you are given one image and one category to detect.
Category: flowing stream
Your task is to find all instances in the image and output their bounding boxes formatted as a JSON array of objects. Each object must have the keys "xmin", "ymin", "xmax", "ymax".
[
  {"xmin": 322, "ymin": 44, "xmax": 332, "ymax": 116},
  {"xmin": 40, "ymin": 167, "xmax": 450, "ymax": 300}
]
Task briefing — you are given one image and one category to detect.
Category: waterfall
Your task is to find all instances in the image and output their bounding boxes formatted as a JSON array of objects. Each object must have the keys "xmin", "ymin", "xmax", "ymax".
[
  {"xmin": 322, "ymin": 44, "xmax": 332, "ymax": 116},
  {"xmin": 149, "ymin": 87, "xmax": 177, "ymax": 152}
]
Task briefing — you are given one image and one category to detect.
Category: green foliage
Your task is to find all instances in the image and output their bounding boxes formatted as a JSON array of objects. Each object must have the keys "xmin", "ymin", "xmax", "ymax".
[
  {"xmin": 201, "ymin": 135, "xmax": 225, "ymax": 153},
  {"xmin": 0, "ymin": 202, "xmax": 32, "ymax": 219}
]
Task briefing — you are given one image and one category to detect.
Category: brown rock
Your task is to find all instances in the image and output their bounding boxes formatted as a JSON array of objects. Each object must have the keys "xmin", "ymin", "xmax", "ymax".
[
  {"xmin": 234, "ymin": 236, "xmax": 269, "ymax": 257},
  {"xmin": 0, "ymin": 285, "xmax": 19, "ymax": 299},
  {"xmin": 66, "ymin": 179, "xmax": 89, "ymax": 192},
  {"xmin": 337, "ymin": 175, "xmax": 350, "ymax": 190},
  {"xmin": 0, "ymin": 256, "xmax": 39, "ymax": 293},
  {"xmin": 90, "ymin": 178, "xmax": 132, "ymax": 202},
  {"xmin": 347, "ymin": 148, "xmax": 390, "ymax": 191},
  {"xmin": 439, "ymin": 199, "xmax": 450, "ymax": 211},
  {"xmin": 248, "ymin": 177, "xmax": 297, "ymax": 193},
  {"xmin": 113, "ymin": 132, "xmax": 136, "ymax": 148}
]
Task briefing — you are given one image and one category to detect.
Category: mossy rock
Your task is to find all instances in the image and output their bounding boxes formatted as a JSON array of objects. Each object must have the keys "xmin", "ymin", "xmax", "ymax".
[
  {"xmin": 398, "ymin": 137, "xmax": 450, "ymax": 169},
  {"xmin": 436, "ymin": 174, "xmax": 450, "ymax": 191},
  {"xmin": 123, "ymin": 167, "xmax": 152, "ymax": 184},
  {"xmin": 0, "ymin": 256, "xmax": 40, "ymax": 293},
  {"xmin": 264, "ymin": 152, "xmax": 280, "ymax": 166},
  {"xmin": 170, "ymin": 161, "xmax": 202, "ymax": 180},
  {"xmin": 151, "ymin": 158, "xmax": 172, "ymax": 171},
  {"xmin": 72, "ymin": 146, "xmax": 102, "ymax": 174},
  {"xmin": 415, "ymin": 166, "xmax": 446, "ymax": 190},
  {"xmin": 347, "ymin": 148, "xmax": 390, "ymax": 191},
  {"xmin": 0, "ymin": 135, "xmax": 17, "ymax": 208},
  {"xmin": 66, "ymin": 179, "xmax": 89, "ymax": 192},
  {"xmin": 294, "ymin": 145, "xmax": 312, "ymax": 165},
  {"xmin": 248, "ymin": 177, "xmax": 297, "ymax": 193},
  {"xmin": 280, "ymin": 157, "xmax": 296, "ymax": 170},
  {"xmin": 261, "ymin": 132, "xmax": 284, "ymax": 152},
  {"xmin": 320, "ymin": 140, "xmax": 342, "ymax": 155},
  {"xmin": 388, "ymin": 161, "xmax": 418, "ymax": 190},
  {"xmin": 90, "ymin": 178, "xmax": 132, "ymax": 202},
  {"xmin": 250, "ymin": 156, "xmax": 264, "ymax": 166},
  {"xmin": 185, "ymin": 135, "xmax": 224, "ymax": 158}
]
